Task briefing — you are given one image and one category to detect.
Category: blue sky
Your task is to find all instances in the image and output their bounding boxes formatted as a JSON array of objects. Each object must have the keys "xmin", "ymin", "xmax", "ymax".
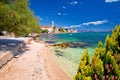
[{"xmin": 29, "ymin": 0, "xmax": 120, "ymax": 31}]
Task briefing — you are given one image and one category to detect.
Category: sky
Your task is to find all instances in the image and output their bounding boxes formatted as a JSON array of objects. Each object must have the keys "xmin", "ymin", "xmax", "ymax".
[{"xmin": 29, "ymin": 0, "xmax": 120, "ymax": 31}]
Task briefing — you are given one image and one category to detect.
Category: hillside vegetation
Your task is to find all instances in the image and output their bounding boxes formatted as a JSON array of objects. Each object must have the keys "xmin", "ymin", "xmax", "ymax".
[
  {"xmin": 0, "ymin": 0, "xmax": 41, "ymax": 37},
  {"xmin": 74, "ymin": 25, "xmax": 120, "ymax": 80}
]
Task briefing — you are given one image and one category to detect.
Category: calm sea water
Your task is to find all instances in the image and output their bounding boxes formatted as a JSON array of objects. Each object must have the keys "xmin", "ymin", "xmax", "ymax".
[
  {"xmin": 40, "ymin": 32, "xmax": 112, "ymax": 78},
  {"xmin": 41, "ymin": 32, "xmax": 111, "ymax": 48},
  {"xmin": 40, "ymin": 32, "xmax": 111, "ymax": 62}
]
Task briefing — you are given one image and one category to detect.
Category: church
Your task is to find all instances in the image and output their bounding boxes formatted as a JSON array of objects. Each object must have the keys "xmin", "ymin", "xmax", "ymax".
[{"xmin": 41, "ymin": 21, "xmax": 55, "ymax": 33}]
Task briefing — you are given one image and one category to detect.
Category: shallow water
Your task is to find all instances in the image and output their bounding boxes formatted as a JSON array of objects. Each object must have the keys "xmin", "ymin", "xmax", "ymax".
[
  {"xmin": 40, "ymin": 32, "xmax": 111, "ymax": 62},
  {"xmin": 40, "ymin": 32, "xmax": 111, "ymax": 78},
  {"xmin": 41, "ymin": 32, "xmax": 111, "ymax": 47}
]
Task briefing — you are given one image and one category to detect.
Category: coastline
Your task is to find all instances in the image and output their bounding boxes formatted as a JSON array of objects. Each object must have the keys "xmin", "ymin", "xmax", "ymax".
[
  {"xmin": 0, "ymin": 39, "xmax": 70, "ymax": 80},
  {"xmin": 50, "ymin": 49, "xmax": 78, "ymax": 79},
  {"xmin": 49, "ymin": 46, "xmax": 95, "ymax": 79},
  {"xmin": 40, "ymin": 32, "xmax": 111, "ymax": 79},
  {"xmin": 43, "ymin": 43, "xmax": 71, "ymax": 80}
]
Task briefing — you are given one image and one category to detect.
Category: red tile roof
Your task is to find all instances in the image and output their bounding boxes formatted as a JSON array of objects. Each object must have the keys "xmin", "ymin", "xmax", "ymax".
[{"xmin": 43, "ymin": 26, "xmax": 51, "ymax": 28}]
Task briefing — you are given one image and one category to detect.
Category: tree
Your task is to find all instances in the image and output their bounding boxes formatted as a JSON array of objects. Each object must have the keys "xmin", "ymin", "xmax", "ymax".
[
  {"xmin": 0, "ymin": 0, "xmax": 41, "ymax": 37},
  {"xmin": 53, "ymin": 26, "xmax": 56, "ymax": 30},
  {"xmin": 65, "ymin": 29, "xmax": 68, "ymax": 32},
  {"xmin": 42, "ymin": 29, "xmax": 49, "ymax": 33},
  {"xmin": 74, "ymin": 25, "xmax": 120, "ymax": 80},
  {"xmin": 59, "ymin": 28, "xmax": 65, "ymax": 32},
  {"xmin": 53, "ymin": 26, "xmax": 56, "ymax": 33},
  {"xmin": 74, "ymin": 50, "xmax": 94, "ymax": 80}
]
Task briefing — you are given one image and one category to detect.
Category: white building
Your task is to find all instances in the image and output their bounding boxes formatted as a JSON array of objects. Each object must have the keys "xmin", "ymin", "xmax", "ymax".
[
  {"xmin": 41, "ymin": 21, "xmax": 55, "ymax": 33},
  {"xmin": 42, "ymin": 26, "xmax": 53, "ymax": 33}
]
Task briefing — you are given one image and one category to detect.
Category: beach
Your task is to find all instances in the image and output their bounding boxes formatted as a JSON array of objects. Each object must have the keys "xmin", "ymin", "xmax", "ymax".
[
  {"xmin": 0, "ymin": 39, "xmax": 70, "ymax": 80},
  {"xmin": 0, "ymin": 32, "xmax": 111, "ymax": 80},
  {"xmin": 40, "ymin": 32, "xmax": 111, "ymax": 78}
]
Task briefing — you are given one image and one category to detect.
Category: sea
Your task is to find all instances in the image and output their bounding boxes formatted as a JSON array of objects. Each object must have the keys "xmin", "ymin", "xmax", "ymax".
[{"xmin": 40, "ymin": 32, "xmax": 111, "ymax": 78}]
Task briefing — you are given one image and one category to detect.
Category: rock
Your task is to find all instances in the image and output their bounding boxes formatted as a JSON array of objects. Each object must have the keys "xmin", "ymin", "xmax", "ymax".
[{"xmin": 51, "ymin": 43, "xmax": 70, "ymax": 48}]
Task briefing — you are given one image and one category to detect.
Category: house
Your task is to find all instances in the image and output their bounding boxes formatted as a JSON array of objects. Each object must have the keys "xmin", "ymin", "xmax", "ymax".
[
  {"xmin": 41, "ymin": 26, "xmax": 53, "ymax": 33},
  {"xmin": 41, "ymin": 21, "xmax": 55, "ymax": 33}
]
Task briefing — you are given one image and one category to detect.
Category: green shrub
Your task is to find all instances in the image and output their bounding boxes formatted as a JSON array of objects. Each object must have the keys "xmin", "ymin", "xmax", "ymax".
[{"xmin": 74, "ymin": 25, "xmax": 120, "ymax": 80}]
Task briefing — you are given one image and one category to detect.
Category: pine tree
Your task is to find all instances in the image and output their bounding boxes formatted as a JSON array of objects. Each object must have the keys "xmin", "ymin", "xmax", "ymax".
[
  {"xmin": 74, "ymin": 50, "xmax": 94, "ymax": 80},
  {"xmin": 74, "ymin": 25, "xmax": 120, "ymax": 80}
]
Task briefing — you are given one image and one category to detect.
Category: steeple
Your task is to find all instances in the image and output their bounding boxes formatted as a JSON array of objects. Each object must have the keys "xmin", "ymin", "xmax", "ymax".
[{"xmin": 51, "ymin": 20, "xmax": 54, "ymax": 28}]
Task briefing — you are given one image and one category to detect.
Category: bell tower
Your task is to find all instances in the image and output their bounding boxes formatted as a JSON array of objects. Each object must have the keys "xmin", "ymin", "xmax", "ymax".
[{"xmin": 51, "ymin": 20, "xmax": 54, "ymax": 28}]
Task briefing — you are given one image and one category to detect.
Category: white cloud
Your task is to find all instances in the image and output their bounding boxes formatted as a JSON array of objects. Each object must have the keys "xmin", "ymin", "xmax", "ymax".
[
  {"xmin": 63, "ymin": 26, "xmax": 69, "ymax": 28},
  {"xmin": 82, "ymin": 20, "xmax": 108, "ymax": 26},
  {"xmin": 40, "ymin": 18, "xmax": 43, "ymax": 21},
  {"xmin": 62, "ymin": 6, "xmax": 67, "ymax": 9},
  {"xmin": 57, "ymin": 12, "xmax": 67, "ymax": 16},
  {"xmin": 63, "ymin": 24, "xmax": 82, "ymax": 29},
  {"xmin": 57, "ymin": 12, "xmax": 62, "ymax": 15},
  {"xmin": 70, "ymin": 24, "xmax": 82, "ymax": 28},
  {"xmin": 70, "ymin": 1, "xmax": 78, "ymax": 6},
  {"xmin": 105, "ymin": 0, "xmax": 120, "ymax": 3},
  {"xmin": 37, "ymin": 16, "xmax": 43, "ymax": 21},
  {"xmin": 63, "ymin": 19, "xmax": 108, "ymax": 29}
]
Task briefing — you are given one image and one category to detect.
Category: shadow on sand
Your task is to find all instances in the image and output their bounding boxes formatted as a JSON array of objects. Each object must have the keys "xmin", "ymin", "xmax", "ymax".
[
  {"xmin": 0, "ymin": 39, "xmax": 30, "ymax": 56},
  {"xmin": 0, "ymin": 39, "xmax": 31, "ymax": 68}
]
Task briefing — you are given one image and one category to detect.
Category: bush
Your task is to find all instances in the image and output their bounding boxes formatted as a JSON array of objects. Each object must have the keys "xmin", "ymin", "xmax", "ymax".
[{"xmin": 74, "ymin": 25, "xmax": 120, "ymax": 80}]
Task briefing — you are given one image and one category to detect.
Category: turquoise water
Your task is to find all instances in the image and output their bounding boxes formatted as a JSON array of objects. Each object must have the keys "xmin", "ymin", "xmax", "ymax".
[
  {"xmin": 41, "ymin": 32, "xmax": 111, "ymax": 48},
  {"xmin": 40, "ymin": 32, "xmax": 111, "ymax": 78},
  {"xmin": 40, "ymin": 32, "xmax": 111, "ymax": 60}
]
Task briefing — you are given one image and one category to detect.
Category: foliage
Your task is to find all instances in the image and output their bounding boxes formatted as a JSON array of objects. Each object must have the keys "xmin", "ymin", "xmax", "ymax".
[
  {"xmin": 0, "ymin": 0, "xmax": 41, "ymax": 37},
  {"xmin": 74, "ymin": 25, "xmax": 120, "ymax": 80},
  {"xmin": 74, "ymin": 50, "xmax": 94, "ymax": 80},
  {"xmin": 59, "ymin": 28, "xmax": 65, "ymax": 32},
  {"xmin": 53, "ymin": 26, "xmax": 56, "ymax": 30},
  {"xmin": 52, "ymin": 26, "xmax": 56, "ymax": 33},
  {"xmin": 42, "ymin": 29, "xmax": 49, "ymax": 33},
  {"xmin": 65, "ymin": 28, "xmax": 68, "ymax": 32}
]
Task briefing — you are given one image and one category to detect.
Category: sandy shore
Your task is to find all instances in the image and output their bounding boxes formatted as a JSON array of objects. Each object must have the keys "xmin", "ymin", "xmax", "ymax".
[{"xmin": 0, "ymin": 40, "xmax": 70, "ymax": 80}]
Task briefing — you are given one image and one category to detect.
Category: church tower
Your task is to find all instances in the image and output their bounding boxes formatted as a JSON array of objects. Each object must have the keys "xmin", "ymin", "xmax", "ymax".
[{"xmin": 51, "ymin": 20, "xmax": 55, "ymax": 28}]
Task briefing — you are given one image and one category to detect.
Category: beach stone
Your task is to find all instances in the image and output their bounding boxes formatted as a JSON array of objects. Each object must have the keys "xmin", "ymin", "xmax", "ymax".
[
  {"xmin": 50, "ymin": 41, "xmax": 92, "ymax": 48},
  {"xmin": 51, "ymin": 43, "xmax": 70, "ymax": 48}
]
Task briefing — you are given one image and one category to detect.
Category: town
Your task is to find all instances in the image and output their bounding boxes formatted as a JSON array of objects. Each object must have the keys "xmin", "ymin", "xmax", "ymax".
[{"xmin": 41, "ymin": 21, "xmax": 77, "ymax": 34}]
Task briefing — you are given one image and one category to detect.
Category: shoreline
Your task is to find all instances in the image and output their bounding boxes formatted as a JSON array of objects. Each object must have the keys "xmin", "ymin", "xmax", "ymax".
[
  {"xmin": 50, "ymin": 49, "xmax": 78, "ymax": 79},
  {"xmin": 43, "ymin": 44, "xmax": 71, "ymax": 80},
  {"xmin": 49, "ymin": 44, "xmax": 95, "ymax": 79},
  {"xmin": 0, "ymin": 39, "xmax": 71, "ymax": 80}
]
